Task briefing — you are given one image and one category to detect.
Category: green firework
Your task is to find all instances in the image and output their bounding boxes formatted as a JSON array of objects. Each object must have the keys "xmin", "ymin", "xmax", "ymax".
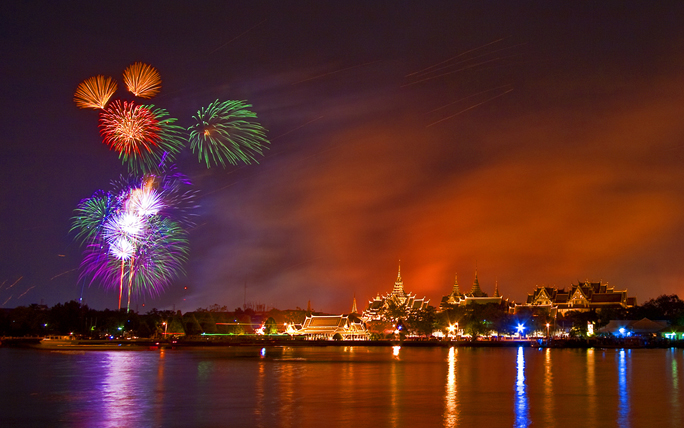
[{"xmin": 188, "ymin": 99, "xmax": 269, "ymax": 168}]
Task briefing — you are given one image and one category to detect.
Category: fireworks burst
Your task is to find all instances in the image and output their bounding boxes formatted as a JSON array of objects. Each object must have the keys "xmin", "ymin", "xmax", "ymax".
[
  {"xmin": 123, "ymin": 62, "xmax": 162, "ymax": 99},
  {"xmin": 99, "ymin": 100, "xmax": 186, "ymax": 173},
  {"xmin": 74, "ymin": 75, "xmax": 118, "ymax": 110},
  {"xmin": 71, "ymin": 190, "xmax": 119, "ymax": 245},
  {"xmin": 188, "ymin": 99, "xmax": 269, "ymax": 168},
  {"xmin": 72, "ymin": 171, "xmax": 194, "ymax": 308}
]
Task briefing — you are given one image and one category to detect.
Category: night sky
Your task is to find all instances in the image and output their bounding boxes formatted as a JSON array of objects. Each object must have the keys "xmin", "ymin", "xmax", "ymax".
[{"xmin": 2, "ymin": 2, "xmax": 684, "ymax": 313}]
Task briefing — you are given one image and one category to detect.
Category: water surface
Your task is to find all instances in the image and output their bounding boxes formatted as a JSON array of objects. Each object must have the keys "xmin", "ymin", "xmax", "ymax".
[{"xmin": 1, "ymin": 346, "xmax": 682, "ymax": 427}]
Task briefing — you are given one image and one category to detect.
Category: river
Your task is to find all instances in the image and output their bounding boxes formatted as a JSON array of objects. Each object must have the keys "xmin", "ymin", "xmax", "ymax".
[{"xmin": 1, "ymin": 346, "xmax": 682, "ymax": 427}]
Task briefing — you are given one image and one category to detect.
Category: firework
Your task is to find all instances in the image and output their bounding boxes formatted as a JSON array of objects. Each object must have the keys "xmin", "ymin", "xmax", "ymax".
[
  {"xmin": 74, "ymin": 171, "xmax": 195, "ymax": 308},
  {"xmin": 74, "ymin": 75, "xmax": 118, "ymax": 110},
  {"xmin": 79, "ymin": 216, "xmax": 188, "ymax": 299},
  {"xmin": 123, "ymin": 62, "xmax": 162, "ymax": 99},
  {"xmin": 188, "ymin": 100, "xmax": 269, "ymax": 168},
  {"xmin": 99, "ymin": 101, "xmax": 186, "ymax": 173},
  {"xmin": 71, "ymin": 190, "xmax": 119, "ymax": 245}
]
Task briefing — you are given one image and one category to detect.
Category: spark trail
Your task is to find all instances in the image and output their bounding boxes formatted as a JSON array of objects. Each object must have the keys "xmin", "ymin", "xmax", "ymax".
[{"xmin": 426, "ymin": 88, "xmax": 513, "ymax": 127}]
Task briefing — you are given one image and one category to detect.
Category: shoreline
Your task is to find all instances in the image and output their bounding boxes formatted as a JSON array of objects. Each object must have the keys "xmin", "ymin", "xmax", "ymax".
[{"xmin": 3, "ymin": 336, "xmax": 684, "ymax": 350}]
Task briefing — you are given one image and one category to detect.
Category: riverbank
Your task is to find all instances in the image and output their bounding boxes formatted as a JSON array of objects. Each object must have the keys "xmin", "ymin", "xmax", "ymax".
[{"xmin": 3, "ymin": 335, "xmax": 684, "ymax": 350}]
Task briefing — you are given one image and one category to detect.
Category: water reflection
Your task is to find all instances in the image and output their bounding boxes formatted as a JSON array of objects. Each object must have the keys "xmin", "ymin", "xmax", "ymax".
[
  {"xmin": 617, "ymin": 349, "xmax": 630, "ymax": 428},
  {"xmin": 444, "ymin": 347, "xmax": 459, "ymax": 427},
  {"xmin": 340, "ymin": 350, "xmax": 355, "ymax": 424},
  {"xmin": 670, "ymin": 349, "xmax": 680, "ymax": 427},
  {"xmin": 100, "ymin": 352, "xmax": 151, "ymax": 427},
  {"xmin": 254, "ymin": 359, "xmax": 266, "ymax": 428},
  {"xmin": 544, "ymin": 348, "xmax": 554, "ymax": 428},
  {"xmin": 586, "ymin": 349, "xmax": 596, "ymax": 428},
  {"xmin": 154, "ymin": 350, "xmax": 166, "ymax": 426},
  {"xmin": 515, "ymin": 347, "xmax": 530, "ymax": 427},
  {"xmin": 9, "ymin": 346, "xmax": 684, "ymax": 427},
  {"xmin": 277, "ymin": 362, "xmax": 297, "ymax": 428},
  {"xmin": 390, "ymin": 351, "xmax": 399, "ymax": 428}
]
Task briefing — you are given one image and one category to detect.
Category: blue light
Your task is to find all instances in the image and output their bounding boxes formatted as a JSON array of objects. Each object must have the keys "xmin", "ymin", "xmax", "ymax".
[
  {"xmin": 260, "ymin": 348, "xmax": 266, "ymax": 357},
  {"xmin": 516, "ymin": 324, "xmax": 526, "ymax": 333},
  {"xmin": 619, "ymin": 327, "xmax": 625, "ymax": 336}
]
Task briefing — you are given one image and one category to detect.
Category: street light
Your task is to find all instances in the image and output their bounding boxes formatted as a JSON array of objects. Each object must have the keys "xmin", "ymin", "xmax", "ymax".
[
  {"xmin": 162, "ymin": 322, "xmax": 168, "ymax": 338},
  {"xmin": 546, "ymin": 323, "xmax": 550, "ymax": 338}
]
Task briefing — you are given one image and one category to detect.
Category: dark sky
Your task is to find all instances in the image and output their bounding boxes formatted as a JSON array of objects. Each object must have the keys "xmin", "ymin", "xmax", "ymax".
[{"xmin": 2, "ymin": 2, "xmax": 684, "ymax": 313}]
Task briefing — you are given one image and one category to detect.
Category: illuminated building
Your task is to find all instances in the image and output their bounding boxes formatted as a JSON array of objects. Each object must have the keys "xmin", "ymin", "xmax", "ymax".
[
  {"xmin": 438, "ymin": 270, "xmax": 503, "ymax": 311},
  {"xmin": 518, "ymin": 280, "xmax": 637, "ymax": 315},
  {"xmin": 293, "ymin": 314, "xmax": 370, "ymax": 340},
  {"xmin": 363, "ymin": 262, "xmax": 430, "ymax": 321}
]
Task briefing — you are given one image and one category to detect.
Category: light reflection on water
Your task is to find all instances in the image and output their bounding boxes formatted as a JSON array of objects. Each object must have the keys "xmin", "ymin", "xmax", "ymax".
[
  {"xmin": 515, "ymin": 346, "xmax": 530, "ymax": 428},
  {"xmin": 100, "ymin": 351, "xmax": 154, "ymax": 427},
  {"xmin": 2, "ymin": 346, "xmax": 684, "ymax": 427},
  {"xmin": 544, "ymin": 348, "xmax": 554, "ymax": 428},
  {"xmin": 618, "ymin": 349, "xmax": 630, "ymax": 428},
  {"xmin": 444, "ymin": 347, "xmax": 459, "ymax": 427},
  {"xmin": 389, "ymin": 350, "xmax": 399, "ymax": 428},
  {"xmin": 586, "ymin": 348, "xmax": 596, "ymax": 428},
  {"xmin": 670, "ymin": 349, "xmax": 681, "ymax": 427}
]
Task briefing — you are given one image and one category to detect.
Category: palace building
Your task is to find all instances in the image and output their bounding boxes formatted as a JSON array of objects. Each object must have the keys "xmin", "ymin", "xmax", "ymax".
[
  {"xmin": 517, "ymin": 279, "xmax": 637, "ymax": 315},
  {"xmin": 438, "ymin": 270, "xmax": 504, "ymax": 311},
  {"xmin": 363, "ymin": 263, "xmax": 430, "ymax": 321},
  {"xmin": 293, "ymin": 314, "xmax": 370, "ymax": 340}
]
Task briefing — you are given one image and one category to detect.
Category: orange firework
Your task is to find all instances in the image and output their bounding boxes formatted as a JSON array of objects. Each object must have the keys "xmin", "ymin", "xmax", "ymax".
[
  {"xmin": 123, "ymin": 62, "xmax": 162, "ymax": 99},
  {"xmin": 73, "ymin": 75, "xmax": 118, "ymax": 110}
]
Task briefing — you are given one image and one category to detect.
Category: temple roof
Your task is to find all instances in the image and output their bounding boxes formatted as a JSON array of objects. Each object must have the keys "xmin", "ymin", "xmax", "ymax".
[
  {"xmin": 591, "ymin": 293, "xmax": 623, "ymax": 303},
  {"xmin": 468, "ymin": 270, "xmax": 487, "ymax": 297}
]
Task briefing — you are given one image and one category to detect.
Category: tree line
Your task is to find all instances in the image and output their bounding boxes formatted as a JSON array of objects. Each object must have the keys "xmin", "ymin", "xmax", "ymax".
[{"xmin": 1, "ymin": 294, "xmax": 683, "ymax": 339}]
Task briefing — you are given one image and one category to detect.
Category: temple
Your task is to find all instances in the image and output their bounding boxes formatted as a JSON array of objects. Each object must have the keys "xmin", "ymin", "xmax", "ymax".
[
  {"xmin": 363, "ymin": 262, "xmax": 430, "ymax": 321},
  {"xmin": 293, "ymin": 314, "xmax": 370, "ymax": 340},
  {"xmin": 438, "ymin": 270, "xmax": 503, "ymax": 311},
  {"xmin": 517, "ymin": 279, "xmax": 637, "ymax": 315}
]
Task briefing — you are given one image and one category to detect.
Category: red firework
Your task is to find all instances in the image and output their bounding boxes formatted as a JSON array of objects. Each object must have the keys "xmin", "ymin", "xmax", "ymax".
[{"xmin": 99, "ymin": 100, "xmax": 160, "ymax": 156}]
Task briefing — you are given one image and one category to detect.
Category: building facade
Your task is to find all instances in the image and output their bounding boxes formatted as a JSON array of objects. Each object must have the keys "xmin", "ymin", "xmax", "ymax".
[
  {"xmin": 293, "ymin": 314, "xmax": 370, "ymax": 340},
  {"xmin": 518, "ymin": 280, "xmax": 637, "ymax": 315}
]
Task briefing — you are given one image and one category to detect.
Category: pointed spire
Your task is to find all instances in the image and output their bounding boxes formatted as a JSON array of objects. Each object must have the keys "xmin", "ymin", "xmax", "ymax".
[
  {"xmin": 494, "ymin": 279, "xmax": 500, "ymax": 297},
  {"xmin": 392, "ymin": 260, "xmax": 406, "ymax": 297},
  {"xmin": 470, "ymin": 268, "xmax": 484, "ymax": 297},
  {"xmin": 351, "ymin": 294, "xmax": 358, "ymax": 314},
  {"xmin": 452, "ymin": 273, "xmax": 461, "ymax": 296},
  {"xmin": 306, "ymin": 299, "xmax": 311, "ymax": 313}
]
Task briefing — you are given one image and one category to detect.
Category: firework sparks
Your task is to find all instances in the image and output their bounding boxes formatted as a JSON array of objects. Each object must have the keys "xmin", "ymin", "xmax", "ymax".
[
  {"xmin": 74, "ymin": 75, "xmax": 118, "ymax": 110},
  {"xmin": 188, "ymin": 99, "xmax": 269, "ymax": 168},
  {"xmin": 7, "ymin": 276, "xmax": 23, "ymax": 289},
  {"xmin": 426, "ymin": 88, "xmax": 513, "ymax": 127},
  {"xmin": 406, "ymin": 37, "xmax": 509, "ymax": 78},
  {"xmin": 99, "ymin": 100, "xmax": 185, "ymax": 173},
  {"xmin": 123, "ymin": 62, "xmax": 162, "ymax": 99},
  {"xmin": 100, "ymin": 100, "xmax": 160, "ymax": 156},
  {"xmin": 50, "ymin": 268, "xmax": 78, "ymax": 281},
  {"xmin": 73, "ymin": 171, "xmax": 195, "ymax": 307},
  {"xmin": 17, "ymin": 285, "xmax": 36, "ymax": 300},
  {"xmin": 291, "ymin": 60, "xmax": 381, "ymax": 85},
  {"xmin": 71, "ymin": 190, "xmax": 118, "ymax": 245}
]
